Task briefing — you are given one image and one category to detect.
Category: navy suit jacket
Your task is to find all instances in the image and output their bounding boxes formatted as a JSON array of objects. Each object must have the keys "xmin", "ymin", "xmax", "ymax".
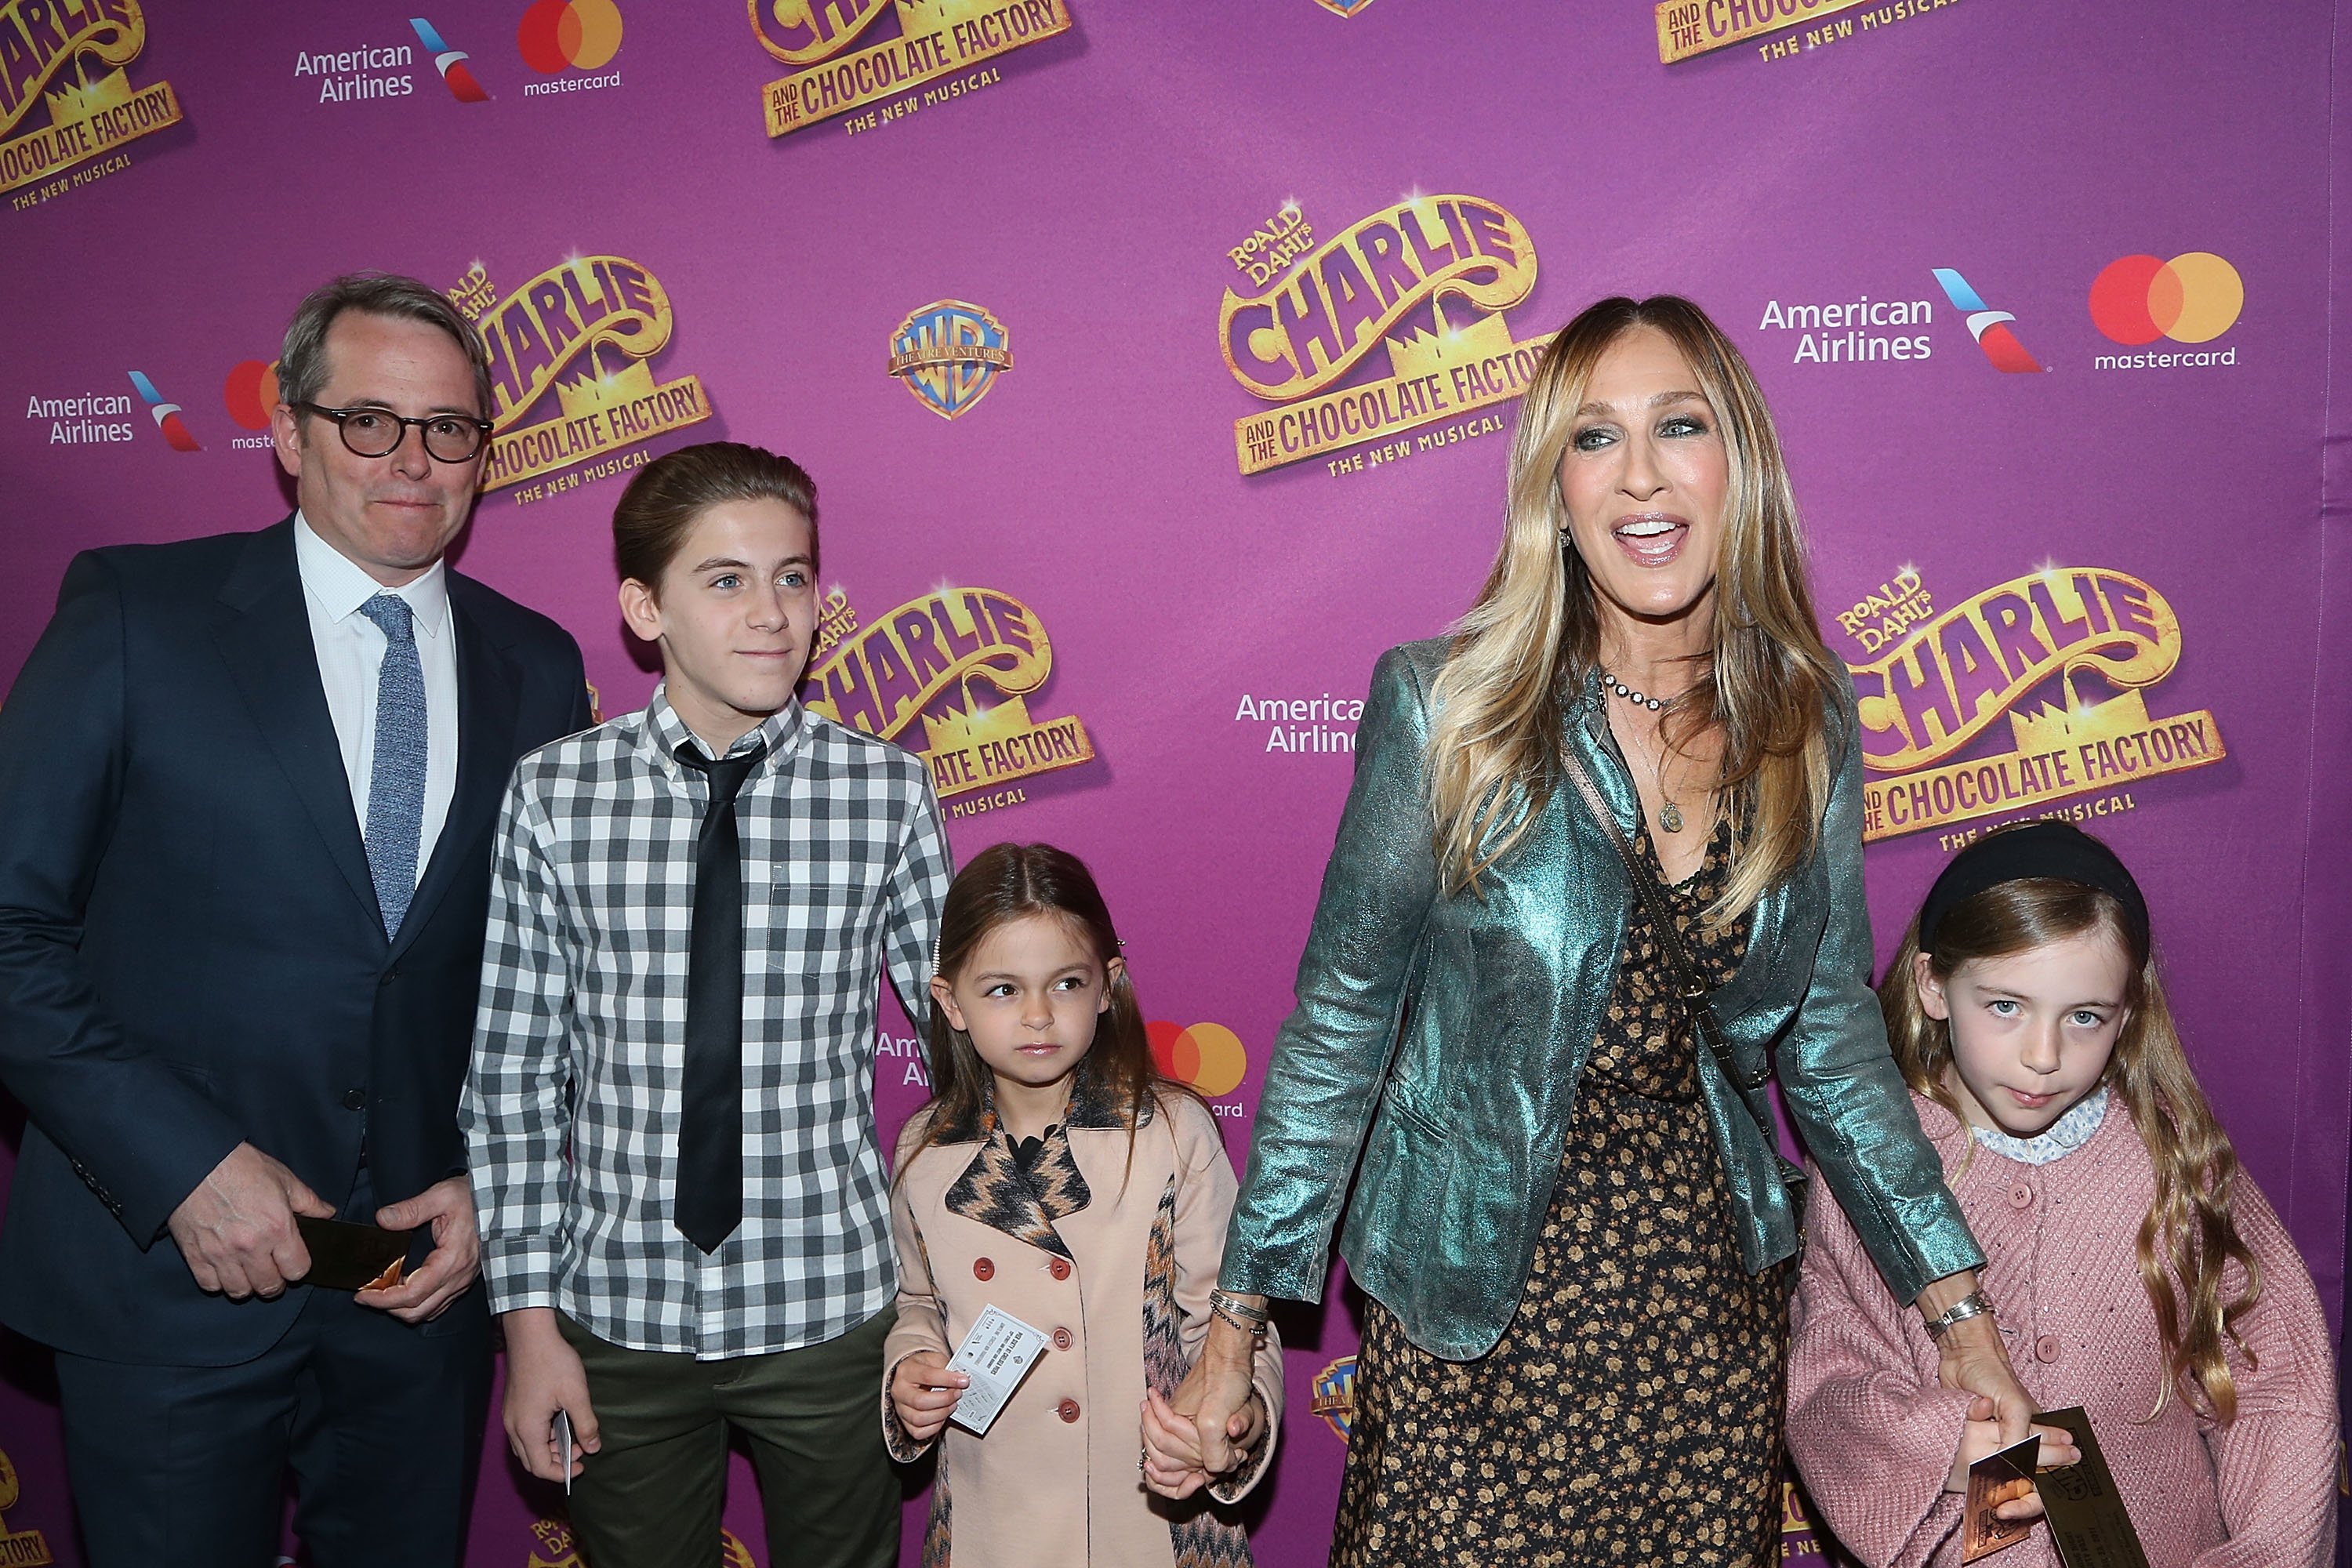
[{"xmin": 0, "ymin": 519, "xmax": 592, "ymax": 1364}]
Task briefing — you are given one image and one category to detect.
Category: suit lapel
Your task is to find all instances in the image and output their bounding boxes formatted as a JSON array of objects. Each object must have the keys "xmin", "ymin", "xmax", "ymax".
[
  {"xmin": 212, "ymin": 521, "xmax": 383, "ymax": 933},
  {"xmin": 392, "ymin": 587, "xmax": 518, "ymax": 961}
]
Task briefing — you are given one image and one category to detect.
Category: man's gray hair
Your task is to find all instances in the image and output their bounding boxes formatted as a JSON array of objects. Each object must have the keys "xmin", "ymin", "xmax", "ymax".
[{"xmin": 278, "ymin": 272, "xmax": 495, "ymax": 421}]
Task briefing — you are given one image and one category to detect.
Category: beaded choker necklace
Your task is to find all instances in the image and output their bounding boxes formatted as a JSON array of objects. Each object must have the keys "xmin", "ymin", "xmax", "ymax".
[{"xmin": 1970, "ymin": 1083, "xmax": 2109, "ymax": 1167}]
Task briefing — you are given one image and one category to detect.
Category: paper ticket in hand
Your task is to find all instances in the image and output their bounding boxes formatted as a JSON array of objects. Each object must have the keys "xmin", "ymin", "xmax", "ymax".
[{"xmin": 947, "ymin": 1305, "xmax": 1049, "ymax": 1435}]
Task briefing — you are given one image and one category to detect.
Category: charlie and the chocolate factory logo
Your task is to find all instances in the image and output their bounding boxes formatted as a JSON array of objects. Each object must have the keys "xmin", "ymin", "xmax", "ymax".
[
  {"xmin": 804, "ymin": 580, "xmax": 1093, "ymax": 808},
  {"xmin": 448, "ymin": 254, "xmax": 713, "ymax": 499},
  {"xmin": 1221, "ymin": 193, "xmax": 1555, "ymax": 477},
  {"xmin": 2, "ymin": 0, "xmax": 182, "ymax": 206},
  {"xmin": 1846, "ymin": 564, "xmax": 2226, "ymax": 844},
  {"xmin": 750, "ymin": 0, "xmax": 1070, "ymax": 138}
]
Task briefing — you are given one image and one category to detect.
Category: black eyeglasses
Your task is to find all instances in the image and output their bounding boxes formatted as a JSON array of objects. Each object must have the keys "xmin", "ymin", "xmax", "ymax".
[{"xmin": 295, "ymin": 401, "xmax": 493, "ymax": 463}]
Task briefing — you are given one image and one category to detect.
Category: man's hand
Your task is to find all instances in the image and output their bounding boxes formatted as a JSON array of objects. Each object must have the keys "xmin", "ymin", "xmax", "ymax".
[
  {"xmin": 502, "ymin": 1308, "xmax": 599, "ymax": 1484},
  {"xmin": 890, "ymin": 1351, "xmax": 968, "ymax": 1446},
  {"xmin": 1944, "ymin": 1396, "xmax": 2080, "ymax": 1519},
  {"xmin": 166, "ymin": 1142, "xmax": 335, "ymax": 1300},
  {"xmin": 357, "ymin": 1175, "xmax": 480, "ymax": 1323},
  {"xmin": 1917, "ymin": 1271, "xmax": 2034, "ymax": 1446}
]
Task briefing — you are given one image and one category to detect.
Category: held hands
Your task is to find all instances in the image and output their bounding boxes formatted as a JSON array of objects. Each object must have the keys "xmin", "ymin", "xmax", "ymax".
[
  {"xmin": 1149, "ymin": 1308, "xmax": 1263, "ymax": 1497},
  {"xmin": 358, "ymin": 1174, "xmax": 481, "ymax": 1323},
  {"xmin": 502, "ymin": 1308, "xmax": 601, "ymax": 1484},
  {"xmin": 1944, "ymin": 1396, "xmax": 2082, "ymax": 1521},
  {"xmin": 166, "ymin": 1142, "xmax": 335, "ymax": 1300},
  {"xmin": 1932, "ymin": 1310, "xmax": 2037, "ymax": 1449},
  {"xmin": 891, "ymin": 1350, "xmax": 971, "ymax": 1446},
  {"xmin": 1916, "ymin": 1272, "xmax": 2035, "ymax": 1448},
  {"xmin": 1141, "ymin": 1387, "xmax": 1264, "ymax": 1499}
]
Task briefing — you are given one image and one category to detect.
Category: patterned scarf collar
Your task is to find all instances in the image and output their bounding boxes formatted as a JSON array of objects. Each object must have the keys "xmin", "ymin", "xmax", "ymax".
[
  {"xmin": 1971, "ymin": 1083, "xmax": 2110, "ymax": 1167},
  {"xmin": 937, "ymin": 1069, "xmax": 1144, "ymax": 1259}
]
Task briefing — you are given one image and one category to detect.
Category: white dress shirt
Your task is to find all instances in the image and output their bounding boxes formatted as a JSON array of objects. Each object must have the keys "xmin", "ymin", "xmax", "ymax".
[{"xmin": 293, "ymin": 513, "xmax": 459, "ymax": 887}]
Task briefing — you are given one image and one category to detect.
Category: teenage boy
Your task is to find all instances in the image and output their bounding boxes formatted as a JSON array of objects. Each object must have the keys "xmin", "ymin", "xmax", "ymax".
[{"xmin": 466, "ymin": 441, "xmax": 950, "ymax": 1568}]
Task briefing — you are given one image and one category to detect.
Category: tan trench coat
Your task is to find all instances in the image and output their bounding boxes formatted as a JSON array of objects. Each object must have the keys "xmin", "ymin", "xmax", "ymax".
[{"xmin": 883, "ymin": 1083, "xmax": 1283, "ymax": 1567}]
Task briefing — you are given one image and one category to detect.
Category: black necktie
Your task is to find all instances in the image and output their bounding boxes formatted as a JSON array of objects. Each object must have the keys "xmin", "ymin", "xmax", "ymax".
[{"xmin": 674, "ymin": 738, "xmax": 768, "ymax": 1254}]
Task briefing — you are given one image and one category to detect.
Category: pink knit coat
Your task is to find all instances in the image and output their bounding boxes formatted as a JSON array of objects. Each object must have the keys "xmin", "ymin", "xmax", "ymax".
[{"xmin": 1787, "ymin": 1091, "xmax": 2336, "ymax": 1567}]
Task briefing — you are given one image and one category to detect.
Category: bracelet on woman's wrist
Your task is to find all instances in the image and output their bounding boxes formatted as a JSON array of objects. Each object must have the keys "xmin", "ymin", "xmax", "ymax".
[
  {"xmin": 1209, "ymin": 1287, "xmax": 1269, "ymax": 1329},
  {"xmin": 1210, "ymin": 1298, "xmax": 1269, "ymax": 1338},
  {"xmin": 1922, "ymin": 1287, "xmax": 1994, "ymax": 1340}
]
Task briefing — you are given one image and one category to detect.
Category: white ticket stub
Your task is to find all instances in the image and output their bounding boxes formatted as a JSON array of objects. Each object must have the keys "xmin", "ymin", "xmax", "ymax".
[{"xmin": 946, "ymin": 1305, "xmax": 1050, "ymax": 1435}]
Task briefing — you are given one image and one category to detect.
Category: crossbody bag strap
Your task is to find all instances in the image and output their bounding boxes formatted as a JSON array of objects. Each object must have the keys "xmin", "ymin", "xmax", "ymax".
[{"xmin": 1556, "ymin": 742, "xmax": 1775, "ymax": 1118}]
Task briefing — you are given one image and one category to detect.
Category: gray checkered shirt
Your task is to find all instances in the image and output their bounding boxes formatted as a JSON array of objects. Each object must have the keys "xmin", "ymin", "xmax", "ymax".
[{"xmin": 464, "ymin": 686, "xmax": 950, "ymax": 1359}]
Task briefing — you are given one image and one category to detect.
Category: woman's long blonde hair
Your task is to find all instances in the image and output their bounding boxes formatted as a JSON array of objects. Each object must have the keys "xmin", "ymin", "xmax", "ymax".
[
  {"xmin": 1425, "ymin": 296, "xmax": 1841, "ymax": 915},
  {"xmin": 1879, "ymin": 873, "xmax": 2262, "ymax": 1422}
]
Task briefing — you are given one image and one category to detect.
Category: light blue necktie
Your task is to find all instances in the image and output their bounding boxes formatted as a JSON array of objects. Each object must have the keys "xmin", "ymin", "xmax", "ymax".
[{"xmin": 359, "ymin": 593, "xmax": 427, "ymax": 938}]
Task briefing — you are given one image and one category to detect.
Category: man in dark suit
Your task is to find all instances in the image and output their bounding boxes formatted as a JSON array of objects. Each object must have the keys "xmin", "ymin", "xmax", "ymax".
[{"xmin": 0, "ymin": 273, "xmax": 593, "ymax": 1566}]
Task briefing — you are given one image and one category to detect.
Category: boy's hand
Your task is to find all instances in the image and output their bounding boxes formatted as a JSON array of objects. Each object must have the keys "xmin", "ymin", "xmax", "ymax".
[
  {"xmin": 502, "ymin": 1308, "xmax": 600, "ymax": 1483},
  {"xmin": 1943, "ymin": 1395, "xmax": 2082, "ymax": 1519},
  {"xmin": 891, "ymin": 1351, "xmax": 967, "ymax": 1446}
]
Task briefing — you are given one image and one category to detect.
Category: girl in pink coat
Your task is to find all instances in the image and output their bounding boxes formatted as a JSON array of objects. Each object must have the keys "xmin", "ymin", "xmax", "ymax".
[
  {"xmin": 883, "ymin": 842, "xmax": 1283, "ymax": 1567},
  {"xmin": 1788, "ymin": 822, "xmax": 2336, "ymax": 1566}
]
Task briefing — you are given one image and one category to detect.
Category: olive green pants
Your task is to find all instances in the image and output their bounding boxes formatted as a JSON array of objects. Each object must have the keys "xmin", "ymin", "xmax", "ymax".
[{"xmin": 558, "ymin": 1308, "xmax": 899, "ymax": 1568}]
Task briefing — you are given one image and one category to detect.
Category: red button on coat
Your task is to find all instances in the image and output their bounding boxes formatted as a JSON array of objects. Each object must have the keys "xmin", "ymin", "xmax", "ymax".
[
  {"xmin": 2008, "ymin": 1182, "xmax": 2034, "ymax": 1210},
  {"xmin": 973, "ymin": 1258, "xmax": 994, "ymax": 1281},
  {"xmin": 1048, "ymin": 1257, "xmax": 1072, "ymax": 1280},
  {"xmin": 1051, "ymin": 1327, "xmax": 1074, "ymax": 1352},
  {"xmin": 2034, "ymin": 1334, "xmax": 2062, "ymax": 1363},
  {"xmin": 1056, "ymin": 1399, "xmax": 1080, "ymax": 1423}
]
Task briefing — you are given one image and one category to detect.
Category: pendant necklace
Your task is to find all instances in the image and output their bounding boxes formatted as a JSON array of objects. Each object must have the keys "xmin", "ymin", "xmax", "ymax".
[{"xmin": 1602, "ymin": 670, "xmax": 1686, "ymax": 833}]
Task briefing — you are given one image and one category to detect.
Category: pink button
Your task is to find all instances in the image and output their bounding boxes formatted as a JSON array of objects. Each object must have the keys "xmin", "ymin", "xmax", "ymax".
[
  {"xmin": 2034, "ymin": 1334, "xmax": 2061, "ymax": 1363},
  {"xmin": 2008, "ymin": 1182, "xmax": 2034, "ymax": 1210}
]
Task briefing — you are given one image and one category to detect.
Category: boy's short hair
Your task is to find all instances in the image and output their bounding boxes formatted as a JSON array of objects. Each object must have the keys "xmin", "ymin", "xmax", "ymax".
[{"xmin": 613, "ymin": 441, "xmax": 819, "ymax": 589}]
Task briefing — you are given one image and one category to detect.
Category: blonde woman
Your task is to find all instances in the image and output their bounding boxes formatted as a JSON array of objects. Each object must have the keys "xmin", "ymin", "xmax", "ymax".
[{"xmin": 1149, "ymin": 296, "xmax": 2033, "ymax": 1563}]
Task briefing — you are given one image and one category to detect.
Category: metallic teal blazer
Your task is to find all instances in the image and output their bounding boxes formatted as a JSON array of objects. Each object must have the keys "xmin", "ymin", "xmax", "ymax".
[{"xmin": 1221, "ymin": 639, "xmax": 1984, "ymax": 1360}]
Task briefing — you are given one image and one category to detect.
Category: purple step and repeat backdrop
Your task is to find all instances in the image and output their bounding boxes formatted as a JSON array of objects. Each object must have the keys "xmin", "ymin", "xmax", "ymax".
[{"xmin": 3, "ymin": 1, "xmax": 2350, "ymax": 1563}]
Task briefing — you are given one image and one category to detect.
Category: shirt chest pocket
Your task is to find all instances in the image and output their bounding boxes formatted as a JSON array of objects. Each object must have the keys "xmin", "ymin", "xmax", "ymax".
[{"xmin": 749, "ymin": 858, "xmax": 887, "ymax": 973}]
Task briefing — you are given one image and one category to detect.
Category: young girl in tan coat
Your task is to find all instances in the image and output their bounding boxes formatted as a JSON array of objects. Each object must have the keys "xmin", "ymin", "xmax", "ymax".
[{"xmin": 883, "ymin": 843, "xmax": 1283, "ymax": 1567}]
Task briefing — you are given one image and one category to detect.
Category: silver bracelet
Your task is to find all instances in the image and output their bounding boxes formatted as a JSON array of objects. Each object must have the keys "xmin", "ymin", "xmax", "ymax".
[
  {"xmin": 1210, "ymin": 1299, "xmax": 1269, "ymax": 1338},
  {"xmin": 1208, "ymin": 1288, "xmax": 1269, "ymax": 1328},
  {"xmin": 1923, "ymin": 1288, "xmax": 1995, "ymax": 1339}
]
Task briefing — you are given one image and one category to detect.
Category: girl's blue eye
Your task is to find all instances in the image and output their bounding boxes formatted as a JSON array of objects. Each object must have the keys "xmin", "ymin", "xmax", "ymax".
[
  {"xmin": 711, "ymin": 573, "xmax": 740, "ymax": 590},
  {"xmin": 1987, "ymin": 999, "xmax": 2020, "ymax": 1016},
  {"xmin": 782, "ymin": 570, "xmax": 808, "ymax": 588},
  {"xmin": 2070, "ymin": 1010, "xmax": 2105, "ymax": 1027}
]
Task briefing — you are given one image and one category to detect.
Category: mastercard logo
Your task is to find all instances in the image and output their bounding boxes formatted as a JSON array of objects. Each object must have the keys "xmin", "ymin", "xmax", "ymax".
[
  {"xmin": 1148, "ymin": 1020, "xmax": 1248, "ymax": 1098},
  {"xmin": 2088, "ymin": 252, "xmax": 2243, "ymax": 347},
  {"xmin": 519, "ymin": 0, "xmax": 622, "ymax": 74},
  {"xmin": 223, "ymin": 360, "xmax": 280, "ymax": 432}
]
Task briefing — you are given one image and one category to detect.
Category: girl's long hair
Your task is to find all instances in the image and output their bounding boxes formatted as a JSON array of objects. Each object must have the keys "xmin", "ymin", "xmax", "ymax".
[
  {"xmin": 905, "ymin": 843, "xmax": 1167, "ymax": 1174},
  {"xmin": 1878, "ymin": 869, "xmax": 2262, "ymax": 1422},
  {"xmin": 1426, "ymin": 294, "xmax": 1842, "ymax": 919}
]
